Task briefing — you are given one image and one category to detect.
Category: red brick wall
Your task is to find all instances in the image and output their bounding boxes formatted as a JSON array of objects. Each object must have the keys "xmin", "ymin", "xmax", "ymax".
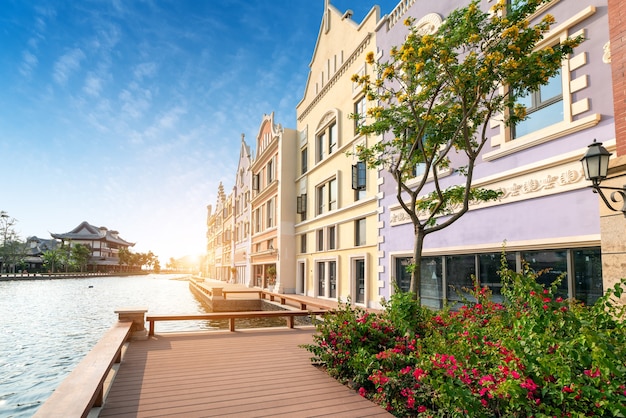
[{"xmin": 609, "ymin": 0, "xmax": 626, "ymax": 156}]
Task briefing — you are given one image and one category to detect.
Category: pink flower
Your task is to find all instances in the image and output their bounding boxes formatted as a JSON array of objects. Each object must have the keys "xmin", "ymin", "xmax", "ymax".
[
  {"xmin": 542, "ymin": 304, "xmax": 548, "ymax": 310},
  {"xmin": 511, "ymin": 370, "xmax": 520, "ymax": 379},
  {"xmin": 562, "ymin": 386, "xmax": 574, "ymax": 393},
  {"xmin": 358, "ymin": 387, "xmax": 366, "ymax": 397},
  {"xmin": 417, "ymin": 405, "xmax": 427, "ymax": 413},
  {"xmin": 413, "ymin": 368, "xmax": 426, "ymax": 381}
]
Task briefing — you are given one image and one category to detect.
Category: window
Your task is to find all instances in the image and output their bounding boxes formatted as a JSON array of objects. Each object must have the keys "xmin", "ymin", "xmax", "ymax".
[
  {"xmin": 352, "ymin": 161, "xmax": 366, "ymax": 190},
  {"xmin": 297, "ymin": 194, "xmax": 307, "ymax": 215},
  {"xmin": 354, "ymin": 96, "xmax": 366, "ymax": 134},
  {"xmin": 316, "ymin": 131, "xmax": 326, "ymax": 163},
  {"xmin": 252, "ymin": 174, "xmax": 259, "ymax": 191},
  {"xmin": 300, "ymin": 234, "xmax": 307, "ymax": 253},
  {"xmin": 267, "ymin": 158, "xmax": 274, "ymax": 183},
  {"xmin": 355, "ymin": 218, "xmax": 366, "ymax": 247},
  {"xmin": 316, "ymin": 178, "xmax": 337, "ymax": 215},
  {"xmin": 355, "ymin": 258, "xmax": 365, "ymax": 304},
  {"xmin": 514, "ymin": 70, "xmax": 563, "ymax": 138},
  {"xmin": 317, "ymin": 262, "xmax": 325, "ymax": 296},
  {"xmin": 329, "ymin": 122, "xmax": 337, "ymax": 155},
  {"xmin": 329, "ymin": 261, "xmax": 337, "ymax": 298},
  {"xmin": 254, "ymin": 208, "xmax": 261, "ymax": 233},
  {"xmin": 317, "ymin": 229, "xmax": 324, "ymax": 251},
  {"xmin": 316, "ymin": 121, "xmax": 338, "ymax": 163},
  {"xmin": 266, "ymin": 198, "xmax": 274, "ymax": 228},
  {"xmin": 301, "ymin": 147, "xmax": 308, "ymax": 174},
  {"xmin": 328, "ymin": 225, "xmax": 336, "ymax": 250}
]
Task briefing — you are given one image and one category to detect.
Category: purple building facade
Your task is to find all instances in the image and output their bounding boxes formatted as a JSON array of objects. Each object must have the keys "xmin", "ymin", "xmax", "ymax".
[{"xmin": 375, "ymin": 0, "xmax": 613, "ymax": 307}]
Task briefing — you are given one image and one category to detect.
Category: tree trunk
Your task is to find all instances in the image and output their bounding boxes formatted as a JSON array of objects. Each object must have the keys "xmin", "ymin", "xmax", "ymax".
[{"xmin": 409, "ymin": 224, "xmax": 426, "ymax": 302}]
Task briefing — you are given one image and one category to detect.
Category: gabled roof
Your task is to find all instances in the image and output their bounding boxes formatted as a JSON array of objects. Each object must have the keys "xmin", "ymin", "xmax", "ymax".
[
  {"xmin": 51, "ymin": 221, "xmax": 135, "ymax": 247},
  {"xmin": 296, "ymin": 1, "xmax": 381, "ymax": 112}
]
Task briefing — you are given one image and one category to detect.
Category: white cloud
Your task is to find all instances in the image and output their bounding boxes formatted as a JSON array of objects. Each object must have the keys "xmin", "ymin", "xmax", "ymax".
[
  {"xmin": 19, "ymin": 51, "xmax": 38, "ymax": 77},
  {"xmin": 133, "ymin": 62, "xmax": 157, "ymax": 80},
  {"xmin": 83, "ymin": 73, "xmax": 103, "ymax": 97},
  {"xmin": 53, "ymin": 48, "xmax": 85, "ymax": 85}
]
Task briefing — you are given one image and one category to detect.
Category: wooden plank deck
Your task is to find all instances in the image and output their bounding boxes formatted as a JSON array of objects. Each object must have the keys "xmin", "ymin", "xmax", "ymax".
[{"xmin": 99, "ymin": 327, "xmax": 391, "ymax": 418}]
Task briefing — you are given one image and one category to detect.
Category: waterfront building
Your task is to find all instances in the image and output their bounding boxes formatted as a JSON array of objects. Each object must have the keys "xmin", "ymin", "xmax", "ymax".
[
  {"xmin": 249, "ymin": 113, "xmax": 298, "ymax": 293},
  {"xmin": 375, "ymin": 0, "xmax": 611, "ymax": 307},
  {"xmin": 295, "ymin": 2, "xmax": 383, "ymax": 307},
  {"xmin": 232, "ymin": 135, "xmax": 253, "ymax": 286},
  {"xmin": 51, "ymin": 221, "xmax": 134, "ymax": 271},
  {"xmin": 23, "ymin": 236, "xmax": 59, "ymax": 272},
  {"xmin": 206, "ymin": 183, "xmax": 233, "ymax": 281}
]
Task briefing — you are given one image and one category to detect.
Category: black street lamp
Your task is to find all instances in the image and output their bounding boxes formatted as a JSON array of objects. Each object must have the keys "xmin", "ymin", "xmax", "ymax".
[{"xmin": 580, "ymin": 140, "xmax": 626, "ymax": 214}]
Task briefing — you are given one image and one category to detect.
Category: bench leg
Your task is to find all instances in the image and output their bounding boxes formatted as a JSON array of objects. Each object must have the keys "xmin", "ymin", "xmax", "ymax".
[
  {"xmin": 229, "ymin": 318, "xmax": 235, "ymax": 332},
  {"xmin": 149, "ymin": 321, "xmax": 155, "ymax": 336},
  {"xmin": 287, "ymin": 316, "xmax": 294, "ymax": 328}
]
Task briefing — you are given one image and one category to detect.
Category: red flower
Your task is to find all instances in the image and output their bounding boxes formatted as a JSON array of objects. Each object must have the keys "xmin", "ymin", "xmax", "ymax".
[
  {"xmin": 562, "ymin": 385, "xmax": 574, "ymax": 393},
  {"xmin": 417, "ymin": 405, "xmax": 427, "ymax": 413},
  {"xmin": 358, "ymin": 387, "xmax": 366, "ymax": 397}
]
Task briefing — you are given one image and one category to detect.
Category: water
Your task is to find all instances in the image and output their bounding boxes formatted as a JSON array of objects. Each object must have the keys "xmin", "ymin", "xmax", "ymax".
[{"xmin": 0, "ymin": 274, "xmax": 236, "ymax": 417}]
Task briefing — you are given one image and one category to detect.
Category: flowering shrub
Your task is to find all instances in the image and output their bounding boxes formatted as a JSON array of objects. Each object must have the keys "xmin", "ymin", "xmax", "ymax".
[{"xmin": 304, "ymin": 263, "xmax": 626, "ymax": 417}]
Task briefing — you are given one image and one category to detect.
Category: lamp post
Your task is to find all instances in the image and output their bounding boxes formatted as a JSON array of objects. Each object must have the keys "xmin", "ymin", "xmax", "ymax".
[{"xmin": 580, "ymin": 140, "xmax": 626, "ymax": 214}]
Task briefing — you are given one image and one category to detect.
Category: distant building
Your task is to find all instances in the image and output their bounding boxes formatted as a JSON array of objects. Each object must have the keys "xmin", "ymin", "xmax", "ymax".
[
  {"xmin": 51, "ymin": 221, "xmax": 135, "ymax": 271},
  {"xmin": 23, "ymin": 236, "xmax": 59, "ymax": 271}
]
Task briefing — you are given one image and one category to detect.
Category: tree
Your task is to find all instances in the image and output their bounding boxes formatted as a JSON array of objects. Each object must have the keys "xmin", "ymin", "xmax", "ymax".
[
  {"xmin": 71, "ymin": 244, "xmax": 92, "ymax": 272},
  {"xmin": 42, "ymin": 248, "xmax": 63, "ymax": 273},
  {"xmin": 352, "ymin": 0, "xmax": 583, "ymax": 299},
  {"xmin": 0, "ymin": 211, "xmax": 25, "ymax": 274}
]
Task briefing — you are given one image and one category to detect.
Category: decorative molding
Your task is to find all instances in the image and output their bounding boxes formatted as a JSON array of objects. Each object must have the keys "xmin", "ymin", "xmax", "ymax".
[
  {"xmin": 603, "ymin": 41, "xmax": 611, "ymax": 64},
  {"xmin": 389, "ymin": 159, "xmax": 589, "ymax": 227},
  {"xmin": 413, "ymin": 13, "xmax": 442, "ymax": 36}
]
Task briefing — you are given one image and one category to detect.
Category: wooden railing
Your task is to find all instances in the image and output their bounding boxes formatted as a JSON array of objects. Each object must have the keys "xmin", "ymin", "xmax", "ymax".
[
  {"xmin": 147, "ymin": 309, "xmax": 330, "ymax": 336},
  {"xmin": 34, "ymin": 320, "xmax": 133, "ymax": 418}
]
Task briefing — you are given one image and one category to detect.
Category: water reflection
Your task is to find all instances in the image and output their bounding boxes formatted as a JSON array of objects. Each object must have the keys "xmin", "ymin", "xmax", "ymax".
[{"xmin": 0, "ymin": 274, "xmax": 302, "ymax": 417}]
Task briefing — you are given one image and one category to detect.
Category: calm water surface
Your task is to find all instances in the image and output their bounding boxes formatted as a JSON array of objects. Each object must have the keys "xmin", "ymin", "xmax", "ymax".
[{"xmin": 0, "ymin": 274, "xmax": 224, "ymax": 417}]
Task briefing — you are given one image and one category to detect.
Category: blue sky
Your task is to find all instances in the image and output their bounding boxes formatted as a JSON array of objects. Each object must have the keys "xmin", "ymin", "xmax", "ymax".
[{"xmin": 0, "ymin": 0, "xmax": 400, "ymax": 264}]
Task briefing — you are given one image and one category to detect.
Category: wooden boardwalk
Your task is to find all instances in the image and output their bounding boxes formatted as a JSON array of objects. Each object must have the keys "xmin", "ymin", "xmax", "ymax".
[{"xmin": 98, "ymin": 327, "xmax": 391, "ymax": 418}]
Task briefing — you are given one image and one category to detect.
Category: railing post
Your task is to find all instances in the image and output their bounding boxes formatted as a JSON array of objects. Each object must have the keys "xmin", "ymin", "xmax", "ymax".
[{"xmin": 115, "ymin": 308, "xmax": 148, "ymax": 340}]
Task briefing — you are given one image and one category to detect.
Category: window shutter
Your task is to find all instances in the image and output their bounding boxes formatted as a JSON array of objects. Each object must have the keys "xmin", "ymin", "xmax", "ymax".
[{"xmin": 352, "ymin": 162, "xmax": 366, "ymax": 190}]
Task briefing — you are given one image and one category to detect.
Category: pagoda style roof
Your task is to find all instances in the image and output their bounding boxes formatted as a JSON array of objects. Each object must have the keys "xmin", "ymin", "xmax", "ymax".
[{"xmin": 51, "ymin": 221, "xmax": 135, "ymax": 247}]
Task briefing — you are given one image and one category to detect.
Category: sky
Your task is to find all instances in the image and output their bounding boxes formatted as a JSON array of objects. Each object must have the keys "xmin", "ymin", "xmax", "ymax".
[{"xmin": 0, "ymin": 0, "xmax": 401, "ymax": 264}]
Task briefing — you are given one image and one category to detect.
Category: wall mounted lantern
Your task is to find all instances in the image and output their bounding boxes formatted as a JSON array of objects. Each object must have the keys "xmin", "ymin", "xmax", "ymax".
[{"xmin": 580, "ymin": 139, "xmax": 626, "ymax": 214}]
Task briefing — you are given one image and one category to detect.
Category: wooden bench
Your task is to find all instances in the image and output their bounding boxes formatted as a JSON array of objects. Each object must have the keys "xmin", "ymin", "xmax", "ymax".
[
  {"xmin": 34, "ymin": 320, "xmax": 133, "ymax": 418},
  {"xmin": 147, "ymin": 309, "xmax": 330, "ymax": 335}
]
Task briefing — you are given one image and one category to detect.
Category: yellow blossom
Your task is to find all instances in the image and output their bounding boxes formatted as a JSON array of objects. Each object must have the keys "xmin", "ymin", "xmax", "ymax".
[
  {"xmin": 351, "ymin": 74, "xmax": 359, "ymax": 83},
  {"xmin": 365, "ymin": 51, "xmax": 375, "ymax": 65}
]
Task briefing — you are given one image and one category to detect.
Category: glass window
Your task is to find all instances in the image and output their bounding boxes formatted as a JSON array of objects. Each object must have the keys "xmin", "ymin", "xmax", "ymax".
[
  {"xmin": 395, "ymin": 257, "xmax": 412, "ymax": 293},
  {"xmin": 317, "ymin": 262, "xmax": 325, "ymax": 296},
  {"xmin": 573, "ymin": 248, "xmax": 603, "ymax": 305},
  {"xmin": 329, "ymin": 178, "xmax": 337, "ymax": 210},
  {"xmin": 446, "ymin": 255, "xmax": 476, "ymax": 303},
  {"xmin": 329, "ymin": 261, "xmax": 337, "ymax": 298},
  {"xmin": 355, "ymin": 218, "xmax": 366, "ymax": 247},
  {"xmin": 316, "ymin": 132, "xmax": 325, "ymax": 163},
  {"xmin": 421, "ymin": 257, "xmax": 443, "ymax": 309},
  {"xmin": 514, "ymin": 70, "xmax": 563, "ymax": 138},
  {"xmin": 329, "ymin": 122, "xmax": 337, "ymax": 154},
  {"xmin": 478, "ymin": 253, "xmax": 516, "ymax": 302},
  {"xmin": 354, "ymin": 97, "xmax": 366, "ymax": 134},
  {"xmin": 300, "ymin": 234, "xmax": 307, "ymax": 254},
  {"xmin": 355, "ymin": 258, "xmax": 365, "ymax": 304},
  {"xmin": 522, "ymin": 250, "xmax": 568, "ymax": 297},
  {"xmin": 317, "ymin": 229, "xmax": 324, "ymax": 252},
  {"xmin": 301, "ymin": 147, "xmax": 308, "ymax": 174},
  {"xmin": 328, "ymin": 225, "xmax": 336, "ymax": 250}
]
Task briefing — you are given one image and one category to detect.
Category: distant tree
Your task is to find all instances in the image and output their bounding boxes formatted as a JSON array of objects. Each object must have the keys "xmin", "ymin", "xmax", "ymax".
[
  {"xmin": 42, "ymin": 248, "xmax": 63, "ymax": 273},
  {"xmin": 71, "ymin": 244, "xmax": 92, "ymax": 272},
  {"xmin": 153, "ymin": 259, "xmax": 161, "ymax": 274},
  {"xmin": 352, "ymin": 0, "xmax": 583, "ymax": 300},
  {"xmin": 0, "ymin": 211, "xmax": 26, "ymax": 273}
]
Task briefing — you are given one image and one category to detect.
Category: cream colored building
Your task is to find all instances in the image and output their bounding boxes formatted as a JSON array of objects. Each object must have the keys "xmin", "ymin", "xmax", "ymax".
[
  {"xmin": 249, "ymin": 113, "xmax": 297, "ymax": 293},
  {"xmin": 294, "ymin": 2, "xmax": 383, "ymax": 308}
]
